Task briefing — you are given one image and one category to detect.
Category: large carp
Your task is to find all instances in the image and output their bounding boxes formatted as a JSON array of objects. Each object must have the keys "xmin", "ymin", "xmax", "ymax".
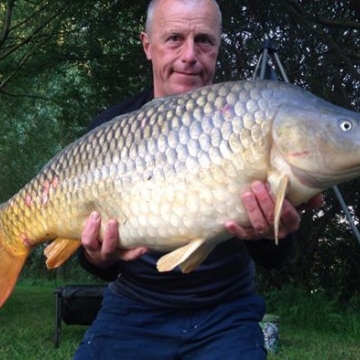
[{"xmin": 1, "ymin": 79, "xmax": 360, "ymax": 307}]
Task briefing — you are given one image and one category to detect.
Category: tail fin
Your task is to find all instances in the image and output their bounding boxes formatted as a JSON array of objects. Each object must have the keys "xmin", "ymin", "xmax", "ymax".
[{"xmin": 0, "ymin": 217, "xmax": 29, "ymax": 308}]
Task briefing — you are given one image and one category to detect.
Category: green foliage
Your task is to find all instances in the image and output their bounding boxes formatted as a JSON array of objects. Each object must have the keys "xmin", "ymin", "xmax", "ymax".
[
  {"xmin": 263, "ymin": 285, "xmax": 360, "ymax": 359},
  {"xmin": 19, "ymin": 245, "xmax": 103, "ymax": 284},
  {"xmin": 0, "ymin": 0, "xmax": 152, "ymax": 201},
  {"xmin": 265, "ymin": 285, "xmax": 360, "ymax": 334}
]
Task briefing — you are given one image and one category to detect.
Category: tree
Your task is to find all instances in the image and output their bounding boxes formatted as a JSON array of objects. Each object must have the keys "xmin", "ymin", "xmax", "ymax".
[{"xmin": 0, "ymin": 0, "xmax": 151, "ymax": 200}]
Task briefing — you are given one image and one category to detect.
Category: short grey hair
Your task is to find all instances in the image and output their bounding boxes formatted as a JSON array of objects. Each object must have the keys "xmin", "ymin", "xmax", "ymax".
[{"xmin": 145, "ymin": 0, "xmax": 222, "ymax": 35}]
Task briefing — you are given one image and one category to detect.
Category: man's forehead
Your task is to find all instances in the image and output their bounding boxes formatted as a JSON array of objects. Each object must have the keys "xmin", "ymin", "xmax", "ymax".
[
  {"xmin": 152, "ymin": 0, "xmax": 221, "ymax": 34},
  {"xmin": 161, "ymin": 16, "xmax": 216, "ymax": 33}
]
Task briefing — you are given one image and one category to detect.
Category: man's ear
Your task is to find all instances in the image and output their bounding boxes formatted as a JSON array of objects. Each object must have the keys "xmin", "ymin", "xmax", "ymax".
[{"xmin": 140, "ymin": 32, "xmax": 152, "ymax": 60}]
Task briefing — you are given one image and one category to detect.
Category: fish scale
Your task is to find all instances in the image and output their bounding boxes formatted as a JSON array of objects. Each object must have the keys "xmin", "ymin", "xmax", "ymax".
[{"xmin": 1, "ymin": 79, "xmax": 360, "ymax": 308}]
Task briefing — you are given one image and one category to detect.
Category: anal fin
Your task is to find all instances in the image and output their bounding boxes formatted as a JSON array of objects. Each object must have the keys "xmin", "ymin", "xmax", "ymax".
[
  {"xmin": 273, "ymin": 175, "xmax": 289, "ymax": 245},
  {"xmin": 44, "ymin": 238, "xmax": 81, "ymax": 269},
  {"xmin": 157, "ymin": 239, "xmax": 215, "ymax": 274}
]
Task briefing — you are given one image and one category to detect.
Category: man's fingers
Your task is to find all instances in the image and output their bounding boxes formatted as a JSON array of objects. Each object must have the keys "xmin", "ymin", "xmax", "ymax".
[
  {"xmin": 250, "ymin": 181, "xmax": 275, "ymax": 224},
  {"xmin": 82, "ymin": 211, "xmax": 101, "ymax": 250},
  {"xmin": 225, "ymin": 221, "xmax": 262, "ymax": 240},
  {"xmin": 102, "ymin": 219, "xmax": 119, "ymax": 254},
  {"xmin": 278, "ymin": 199, "xmax": 301, "ymax": 234},
  {"xmin": 242, "ymin": 187, "xmax": 269, "ymax": 233},
  {"xmin": 231, "ymin": 180, "xmax": 306, "ymax": 241},
  {"xmin": 119, "ymin": 247, "xmax": 148, "ymax": 261},
  {"xmin": 81, "ymin": 211, "xmax": 148, "ymax": 265}
]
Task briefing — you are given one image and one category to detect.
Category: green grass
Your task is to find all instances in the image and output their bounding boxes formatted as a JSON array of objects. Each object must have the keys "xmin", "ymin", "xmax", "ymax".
[
  {"xmin": 270, "ymin": 326, "xmax": 359, "ymax": 360},
  {"xmin": 0, "ymin": 283, "xmax": 359, "ymax": 359},
  {"xmin": 0, "ymin": 283, "xmax": 86, "ymax": 360},
  {"xmin": 265, "ymin": 286, "xmax": 360, "ymax": 360}
]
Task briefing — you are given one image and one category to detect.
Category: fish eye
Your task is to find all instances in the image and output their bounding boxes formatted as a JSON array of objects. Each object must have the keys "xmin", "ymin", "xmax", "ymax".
[{"xmin": 339, "ymin": 119, "xmax": 353, "ymax": 132}]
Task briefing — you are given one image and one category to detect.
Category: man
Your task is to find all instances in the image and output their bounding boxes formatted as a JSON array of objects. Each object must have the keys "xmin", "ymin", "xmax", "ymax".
[{"xmin": 74, "ymin": 0, "xmax": 321, "ymax": 359}]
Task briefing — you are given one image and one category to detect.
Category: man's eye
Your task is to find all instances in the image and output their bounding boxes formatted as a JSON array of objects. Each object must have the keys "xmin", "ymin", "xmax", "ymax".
[
  {"xmin": 196, "ymin": 35, "xmax": 213, "ymax": 45},
  {"xmin": 169, "ymin": 35, "xmax": 181, "ymax": 42}
]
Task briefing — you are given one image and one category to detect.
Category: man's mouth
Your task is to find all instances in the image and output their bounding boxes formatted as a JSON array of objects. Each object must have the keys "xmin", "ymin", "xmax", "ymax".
[{"xmin": 174, "ymin": 70, "xmax": 199, "ymax": 77}]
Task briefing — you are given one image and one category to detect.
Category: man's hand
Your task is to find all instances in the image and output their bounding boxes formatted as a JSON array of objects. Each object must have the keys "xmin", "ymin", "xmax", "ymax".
[
  {"xmin": 81, "ymin": 211, "xmax": 148, "ymax": 268},
  {"xmin": 225, "ymin": 181, "xmax": 324, "ymax": 240}
]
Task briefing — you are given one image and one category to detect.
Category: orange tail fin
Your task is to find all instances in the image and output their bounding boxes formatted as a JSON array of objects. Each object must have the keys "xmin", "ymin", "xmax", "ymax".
[{"xmin": 0, "ymin": 232, "xmax": 29, "ymax": 308}]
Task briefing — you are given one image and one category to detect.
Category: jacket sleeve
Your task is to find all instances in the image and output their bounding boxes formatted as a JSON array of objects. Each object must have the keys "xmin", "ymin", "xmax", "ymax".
[{"xmin": 77, "ymin": 246, "xmax": 122, "ymax": 282}]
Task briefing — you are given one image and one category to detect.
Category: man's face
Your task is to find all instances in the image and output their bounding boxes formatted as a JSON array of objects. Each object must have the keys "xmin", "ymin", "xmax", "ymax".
[{"xmin": 141, "ymin": 0, "xmax": 221, "ymax": 98}]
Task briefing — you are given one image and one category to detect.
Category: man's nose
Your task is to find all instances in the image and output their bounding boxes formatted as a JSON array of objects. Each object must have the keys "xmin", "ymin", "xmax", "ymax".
[{"xmin": 181, "ymin": 39, "xmax": 197, "ymax": 63}]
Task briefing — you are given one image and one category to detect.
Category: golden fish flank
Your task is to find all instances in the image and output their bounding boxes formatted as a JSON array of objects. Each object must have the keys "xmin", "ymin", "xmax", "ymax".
[{"xmin": 1, "ymin": 79, "xmax": 360, "ymax": 308}]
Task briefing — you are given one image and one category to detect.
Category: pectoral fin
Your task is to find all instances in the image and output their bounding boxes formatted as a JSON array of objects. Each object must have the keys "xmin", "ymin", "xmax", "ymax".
[
  {"xmin": 44, "ymin": 238, "xmax": 81, "ymax": 269},
  {"xmin": 273, "ymin": 175, "xmax": 289, "ymax": 244},
  {"xmin": 157, "ymin": 239, "xmax": 215, "ymax": 274}
]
